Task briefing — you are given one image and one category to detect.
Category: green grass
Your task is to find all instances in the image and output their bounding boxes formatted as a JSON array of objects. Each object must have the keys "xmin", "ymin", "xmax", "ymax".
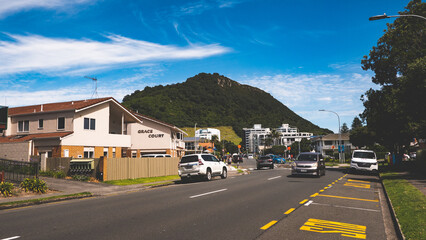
[
  {"xmin": 0, "ymin": 192, "xmax": 92, "ymax": 207},
  {"xmin": 381, "ymin": 172, "xmax": 426, "ymax": 240},
  {"xmin": 104, "ymin": 175, "xmax": 180, "ymax": 186}
]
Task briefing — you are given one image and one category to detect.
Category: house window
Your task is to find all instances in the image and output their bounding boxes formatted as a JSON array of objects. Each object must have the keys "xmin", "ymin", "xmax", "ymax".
[
  {"xmin": 18, "ymin": 120, "xmax": 29, "ymax": 132},
  {"xmin": 324, "ymin": 141, "xmax": 333, "ymax": 146},
  {"xmin": 38, "ymin": 119, "xmax": 43, "ymax": 129},
  {"xmin": 84, "ymin": 147, "xmax": 94, "ymax": 158},
  {"xmin": 84, "ymin": 118, "xmax": 96, "ymax": 130},
  {"xmin": 103, "ymin": 147, "xmax": 109, "ymax": 157},
  {"xmin": 112, "ymin": 147, "xmax": 116, "ymax": 158},
  {"xmin": 57, "ymin": 117, "xmax": 65, "ymax": 130},
  {"xmin": 131, "ymin": 151, "xmax": 137, "ymax": 158}
]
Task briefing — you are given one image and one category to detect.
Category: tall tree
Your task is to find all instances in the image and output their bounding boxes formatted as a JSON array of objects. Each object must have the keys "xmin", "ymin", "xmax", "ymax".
[
  {"xmin": 351, "ymin": 117, "xmax": 363, "ymax": 130},
  {"xmin": 341, "ymin": 123, "xmax": 349, "ymax": 133},
  {"xmin": 361, "ymin": 0, "xmax": 426, "ymax": 152}
]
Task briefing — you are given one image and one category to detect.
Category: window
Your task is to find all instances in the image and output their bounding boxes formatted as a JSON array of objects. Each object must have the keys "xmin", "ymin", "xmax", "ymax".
[
  {"xmin": 38, "ymin": 119, "xmax": 43, "ymax": 129},
  {"xmin": 324, "ymin": 141, "xmax": 333, "ymax": 146},
  {"xmin": 112, "ymin": 147, "xmax": 116, "ymax": 158},
  {"xmin": 84, "ymin": 118, "xmax": 96, "ymax": 130},
  {"xmin": 18, "ymin": 120, "xmax": 29, "ymax": 132},
  {"xmin": 131, "ymin": 151, "xmax": 137, "ymax": 158},
  {"xmin": 84, "ymin": 147, "xmax": 94, "ymax": 158},
  {"xmin": 58, "ymin": 117, "xmax": 65, "ymax": 130},
  {"xmin": 103, "ymin": 147, "xmax": 108, "ymax": 157}
]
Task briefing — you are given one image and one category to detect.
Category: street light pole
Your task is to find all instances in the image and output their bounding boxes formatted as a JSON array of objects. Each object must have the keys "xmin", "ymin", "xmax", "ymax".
[
  {"xmin": 194, "ymin": 123, "xmax": 197, "ymax": 154},
  {"xmin": 369, "ymin": 13, "xmax": 426, "ymax": 21},
  {"xmin": 319, "ymin": 109, "xmax": 342, "ymax": 163}
]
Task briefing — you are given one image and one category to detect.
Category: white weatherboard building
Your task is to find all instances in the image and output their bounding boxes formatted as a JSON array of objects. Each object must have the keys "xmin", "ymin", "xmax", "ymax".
[
  {"xmin": 243, "ymin": 124, "xmax": 313, "ymax": 153},
  {"xmin": 195, "ymin": 128, "xmax": 220, "ymax": 141}
]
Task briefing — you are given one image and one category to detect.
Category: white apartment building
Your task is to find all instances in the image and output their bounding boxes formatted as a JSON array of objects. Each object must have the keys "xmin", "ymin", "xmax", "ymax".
[
  {"xmin": 195, "ymin": 128, "xmax": 220, "ymax": 141},
  {"xmin": 243, "ymin": 124, "xmax": 313, "ymax": 153}
]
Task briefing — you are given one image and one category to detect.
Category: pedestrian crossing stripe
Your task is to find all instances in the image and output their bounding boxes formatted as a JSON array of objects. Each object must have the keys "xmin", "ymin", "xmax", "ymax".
[
  {"xmin": 300, "ymin": 218, "xmax": 366, "ymax": 239},
  {"xmin": 344, "ymin": 182, "xmax": 370, "ymax": 188}
]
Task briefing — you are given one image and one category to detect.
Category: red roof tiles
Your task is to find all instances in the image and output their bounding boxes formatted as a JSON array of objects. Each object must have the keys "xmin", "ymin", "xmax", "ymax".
[{"xmin": 0, "ymin": 132, "xmax": 73, "ymax": 143}]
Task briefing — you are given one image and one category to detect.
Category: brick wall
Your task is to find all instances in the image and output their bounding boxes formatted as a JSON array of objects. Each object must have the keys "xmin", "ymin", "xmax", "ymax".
[{"xmin": 0, "ymin": 142, "xmax": 30, "ymax": 161}]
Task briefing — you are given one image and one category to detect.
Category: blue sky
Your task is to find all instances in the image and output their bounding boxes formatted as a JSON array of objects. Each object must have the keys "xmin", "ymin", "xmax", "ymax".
[{"xmin": 0, "ymin": 0, "xmax": 411, "ymax": 132}]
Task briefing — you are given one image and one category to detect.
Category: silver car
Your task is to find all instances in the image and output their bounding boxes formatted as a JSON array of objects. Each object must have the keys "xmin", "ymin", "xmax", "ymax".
[{"xmin": 291, "ymin": 152, "xmax": 326, "ymax": 177}]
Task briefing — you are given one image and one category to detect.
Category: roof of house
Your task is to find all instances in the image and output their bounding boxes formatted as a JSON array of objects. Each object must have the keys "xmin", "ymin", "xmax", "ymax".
[
  {"xmin": 0, "ymin": 132, "xmax": 73, "ymax": 143},
  {"xmin": 311, "ymin": 133, "xmax": 350, "ymax": 141},
  {"xmin": 8, "ymin": 97, "xmax": 113, "ymax": 116}
]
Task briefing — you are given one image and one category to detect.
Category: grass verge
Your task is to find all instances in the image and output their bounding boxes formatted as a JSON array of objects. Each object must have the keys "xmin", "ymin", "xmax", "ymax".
[
  {"xmin": 104, "ymin": 175, "xmax": 180, "ymax": 186},
  {"xmin": 0, "ymin": 192, "xmax": 92, "ymax": 208},
  {"xmin": 381, "ymin": 172, "xmax": 426, "ymax": 240}
]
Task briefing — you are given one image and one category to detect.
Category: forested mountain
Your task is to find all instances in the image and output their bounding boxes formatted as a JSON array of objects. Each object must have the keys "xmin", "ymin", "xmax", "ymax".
[{"xmin": 122, "ymin": 73, "xmax": 331, "ymax": 137}]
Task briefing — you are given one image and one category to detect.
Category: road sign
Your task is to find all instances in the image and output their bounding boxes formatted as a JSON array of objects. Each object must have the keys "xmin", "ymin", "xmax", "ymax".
[
  {"xmin": 287, "ymin": 146, "xmax": 291, "ymax": 151},
  {"xmin": 238, "ymin": 145, "xmax": 241, "ymax": 149},
  {"xmin": 338, "ymin": 145, "xmax": 345, "ymax": 153}
]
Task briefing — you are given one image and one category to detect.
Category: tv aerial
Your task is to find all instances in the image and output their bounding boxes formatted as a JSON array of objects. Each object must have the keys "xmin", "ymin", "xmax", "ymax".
[{"xmin": 84, "ymin": 76, "xmax": 99, "ymax": 99}]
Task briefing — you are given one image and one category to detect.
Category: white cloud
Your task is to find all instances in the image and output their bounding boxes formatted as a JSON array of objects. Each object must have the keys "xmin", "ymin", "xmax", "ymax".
[
  {"xmin": 239, "ymin": 73, "xmax": 376, "ymax": 132},
  {"xmin": 0, "ymin": 34, "xmax": 230, "ymax": 75},
  {"xmin": 0, "ymin": 0, "xmax": 92, "ymax": 18}
]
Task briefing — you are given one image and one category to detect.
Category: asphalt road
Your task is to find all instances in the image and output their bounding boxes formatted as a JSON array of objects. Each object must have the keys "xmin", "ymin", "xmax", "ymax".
[{"xmin": 0, "ymin": 165, "xmax": 344, "ymax": 240}]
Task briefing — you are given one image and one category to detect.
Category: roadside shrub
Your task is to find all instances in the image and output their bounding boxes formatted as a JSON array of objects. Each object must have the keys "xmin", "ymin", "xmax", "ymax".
[
  {"xmin": 0, "ymin": 181, "xmax": 14, "ymax": 197},
  {"xmin": 40, "ymin": 170, "xmax": 66, "ymax": 179},
  {"xmin": 20, "ymin": 178, "xmax": 48, "ymax": 193},
  {"xmin": 72, "ymin": 175, "xmax": 90, "ymax": 182}
]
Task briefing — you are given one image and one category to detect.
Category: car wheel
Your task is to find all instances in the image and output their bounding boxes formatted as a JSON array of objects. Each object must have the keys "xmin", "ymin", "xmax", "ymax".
[
  {"xmin": 206, "ymin": 169, "xmax": 212, "ymax": 181},
  {"xmin": 316, "ymin": 169, "xmax": 320, "ymax": 177},
  {"xmin": 180, "ymin": 177, "xmax": 188, "ymax": 183},
  {"xmin": 221, "ymin": 168, "xmax": 227, "ymax": 179},
  {"xmin": 271, "ymin": 164, "xmax": 274, "ymax": 169},
  {"xmin": 257, "ymin": 165, "xmax": 261, "ymax": 170}
]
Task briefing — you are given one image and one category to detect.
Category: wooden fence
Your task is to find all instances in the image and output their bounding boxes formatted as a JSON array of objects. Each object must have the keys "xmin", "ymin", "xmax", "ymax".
[{"xmin": 104, "ymin": 157, "xmax": 180, "ymax": 181}]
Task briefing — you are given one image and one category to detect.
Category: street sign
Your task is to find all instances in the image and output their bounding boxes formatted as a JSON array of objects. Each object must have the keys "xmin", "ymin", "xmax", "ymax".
[
  {"xmin": 287, "ymin": 146, "xmax": 291, "ymax": 151},
  {"xmin": 238, "ymin": 145, "xmax": 241, "ymax": 149},
  {"xmin": 338, "ymin": 145, "xmax": 345, "ymax": 153}
]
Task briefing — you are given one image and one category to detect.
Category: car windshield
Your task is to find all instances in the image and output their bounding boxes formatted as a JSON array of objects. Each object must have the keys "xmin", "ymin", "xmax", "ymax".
[
  {"xmin": 353, "ymin": 152, "xmax": 376, "ymax": 159},
  {"xmin": 259, "ymin": 156, "xmax": 271, "ymax": 160},
  {"xmin": 296, "ymin": 154, "xmax": 317, "ymax": 161},
  {"xmin": 180, "ymin": 155, "xmax": 199, "ymax": 163}
]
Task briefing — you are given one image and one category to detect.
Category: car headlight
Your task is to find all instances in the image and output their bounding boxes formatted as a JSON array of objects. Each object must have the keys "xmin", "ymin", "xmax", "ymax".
[
  {"xmin": 291, "ymin": 162, "xmax": 296, "ymax": 167},
  {"xmin": 311, "ymin": 163, "xmax": 317, "ymax": 168}
]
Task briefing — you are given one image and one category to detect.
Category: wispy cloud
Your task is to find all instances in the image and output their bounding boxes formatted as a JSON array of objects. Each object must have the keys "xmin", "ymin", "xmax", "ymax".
[
  {"xmin": 0, "ymin": 34, "xmax": 230, "ymax": 75},
  {"xmin": 0, "ymin": 0, "xmax": 93, "ymax": 18}
]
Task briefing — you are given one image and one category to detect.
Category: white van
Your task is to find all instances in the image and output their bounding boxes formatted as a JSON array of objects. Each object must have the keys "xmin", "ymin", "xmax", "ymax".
[{"xmin": 350, "ymin": 150, "xmax": 378, "ymax": 173}]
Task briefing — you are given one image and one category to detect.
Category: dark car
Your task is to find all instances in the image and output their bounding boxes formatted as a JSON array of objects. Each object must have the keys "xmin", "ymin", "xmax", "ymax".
[
  {"xmin": 257, "ymin": 155, "xmax": 274, "ymax": 170},
  {"xmin": 232, "ymin": 154, "xmax": 243, "ymax": 163},
  {"xmin": 291, "ymin": 152, "xmax": 325, "ymax": 177}
]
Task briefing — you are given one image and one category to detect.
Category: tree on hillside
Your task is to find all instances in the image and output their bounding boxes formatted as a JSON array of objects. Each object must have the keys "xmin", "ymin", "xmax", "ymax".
[
  {"xmin": 341, "ymin": 123, "xmax": 349, "ymax": 133},
  {"xmin": 361, "ymin": 0, "xmax": 426, "ymax": 153}
]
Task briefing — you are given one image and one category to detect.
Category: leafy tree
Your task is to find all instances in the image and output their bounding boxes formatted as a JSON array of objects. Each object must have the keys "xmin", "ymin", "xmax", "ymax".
[
  {"xmin": 289, "ymin": 139, "xmax": 312, "ymax": 156},
  {"xmin": 341, "ymin": 123, "xmax": 349, "ymax": 133},
  {"xmin": 361, "ymin": 0, "xmax": 426, "ymax": 152},
  {"xmin": 350, "ymin": 126, "xmax": 376, "ymax": 148},
  {"xmin": 351, "ymin": 117, "xmax": 363, "ymax": 130}
]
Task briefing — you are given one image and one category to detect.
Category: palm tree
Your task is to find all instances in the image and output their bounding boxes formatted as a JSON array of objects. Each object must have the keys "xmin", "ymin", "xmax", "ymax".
[{"xmin": 270, "ymin": 129, "xmax": 282, "ymax": 146}]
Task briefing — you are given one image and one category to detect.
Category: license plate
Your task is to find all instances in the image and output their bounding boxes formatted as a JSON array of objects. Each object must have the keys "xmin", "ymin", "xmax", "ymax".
[
  {"xmin": 185, "ymin": 165, "xmax": 192, "ymax": 169},
  {"xmin": 300, "ymin": 169, "xmax": 307, "ymax": 172}
]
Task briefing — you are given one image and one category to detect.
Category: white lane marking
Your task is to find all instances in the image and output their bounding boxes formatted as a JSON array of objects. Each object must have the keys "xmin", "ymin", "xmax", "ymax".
[
  {"xmin": 311, "ymin": 202, "xmax": 380, "ymax": 212},
  {"xmin": 189, "ymin": 189, "xmax": 227, "ymax": 199},
  {"xmin": 304, "ymin": 200, "xmax": 313, "ymax": 206},
  {"xmin": 267, "ymin": 176, "xmax": 282, "ymax": 180},
  {"xmin": 2, "ymin": 237, "xmax": 21, "ymax": 240}
]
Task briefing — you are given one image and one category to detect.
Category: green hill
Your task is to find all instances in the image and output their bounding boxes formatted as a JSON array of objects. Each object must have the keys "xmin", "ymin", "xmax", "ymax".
[
  {"xmin": 182, "ymin": 126, "xmax": 242, "ymax": 145},
  {"xmin": 122, "ymin": 73, "xmax": 331, "ymax": 137}
]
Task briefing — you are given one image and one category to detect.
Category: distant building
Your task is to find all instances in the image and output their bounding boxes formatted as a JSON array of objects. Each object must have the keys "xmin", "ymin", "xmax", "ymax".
[
  {"xmin": 310, "ymin": 133, "xmax": 354, "ymax": 156},
  {"xmin": 183, "ymin": 137, "xmax": 212, "ymax": 155},
  {"xmin": 195, "ymin": 128, "xmax": 220, "ymax": 141},
  {"xmin": 243, "ymin": 124, "xmax": 313, "ymax": 153}
]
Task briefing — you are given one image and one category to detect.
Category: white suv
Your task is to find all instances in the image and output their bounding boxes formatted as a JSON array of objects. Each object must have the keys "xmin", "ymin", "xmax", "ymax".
[
  {"xmin": 178, "ymin": 154, "xmax": 228, "ymax": 181},
  {"xmin": 350, "ymin": 150, "xmax": 378, "ymax": 173}
]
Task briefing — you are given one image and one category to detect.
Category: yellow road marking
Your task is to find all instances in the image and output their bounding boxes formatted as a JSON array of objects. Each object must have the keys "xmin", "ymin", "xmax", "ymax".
[
  {"xmin": 4, "ymin": 206, "xmax": 32, "ymax": 211},
  {"xmin": 310, "ymin": 193, "xmax": 319, "ymax": 197},
  {"xmin": 300, "ymin": 199, "xmax": 308, "ymax": 204},
  {"xmin": 328, "ymin": 184, "xmax": 332, "ymax": 187},
  {"xmin": 344, "ymin": 182, "xmax": 370, "ymax": 189},
  {"xmin": 319, "ymin": 189, "xmax": 324, "ymax": 192},
  {"xmin": 284, "ymin": 208, "xmax": 295, "ymax": 214},
  {"xmin": 261, "ymin": 220, "xmax": 278, "ymax": 230},
  {"xmin": 332, "ymin": 182, "xmax": 335, "ymax": 184},
  {"xmin": 318, "ymin": 194, "xmax": 378, "ymax": 202},
  {"xmin": 348, "ymin": 179, "xmax": 370, "ymax": 183},
  {"xmin": 300, "ymin": 218, "xmax": 366, "ymax": 239}
]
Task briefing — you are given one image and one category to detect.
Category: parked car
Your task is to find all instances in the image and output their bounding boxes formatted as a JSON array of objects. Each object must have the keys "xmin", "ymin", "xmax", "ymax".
[
  {"xmin": 232, "ymin": 153, "xmax": 243, "ymax": 163},
  {"xmin": 272, "ymin": 155, "xmax": 286, "ymax": 164},
  {"xmin": 257, "ymin": 155, "xmax": 274, "ymax": 170},
  {"xmin": 291, "ymin": 152, "xmax": 325, "ymax": 177},
  {"xmin": 248, "ymin": 154, "xmax": 254, "ymax": 159},
  {"xmin": 178, "ymin": 154, "xmax": 227, "ymax": 181},
  {"xmin": 350, "ymin": 150, "xmax": 378, "ymax": 173}
]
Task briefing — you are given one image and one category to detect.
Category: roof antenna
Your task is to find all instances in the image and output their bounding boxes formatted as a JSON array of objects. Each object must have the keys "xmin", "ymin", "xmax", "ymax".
[{"xmin": 84, "ymin": 76, "xmax": 99, "ymax": 99}]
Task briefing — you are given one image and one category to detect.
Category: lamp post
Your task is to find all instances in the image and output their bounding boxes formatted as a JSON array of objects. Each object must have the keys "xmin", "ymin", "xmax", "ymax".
[
  {"xmin": 369, "ymin": 13, "xmax": 426, "ymax": 21},
  {"xmin": 319, "ymin": 109, "xmax": 342, "ymax": 163}
]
